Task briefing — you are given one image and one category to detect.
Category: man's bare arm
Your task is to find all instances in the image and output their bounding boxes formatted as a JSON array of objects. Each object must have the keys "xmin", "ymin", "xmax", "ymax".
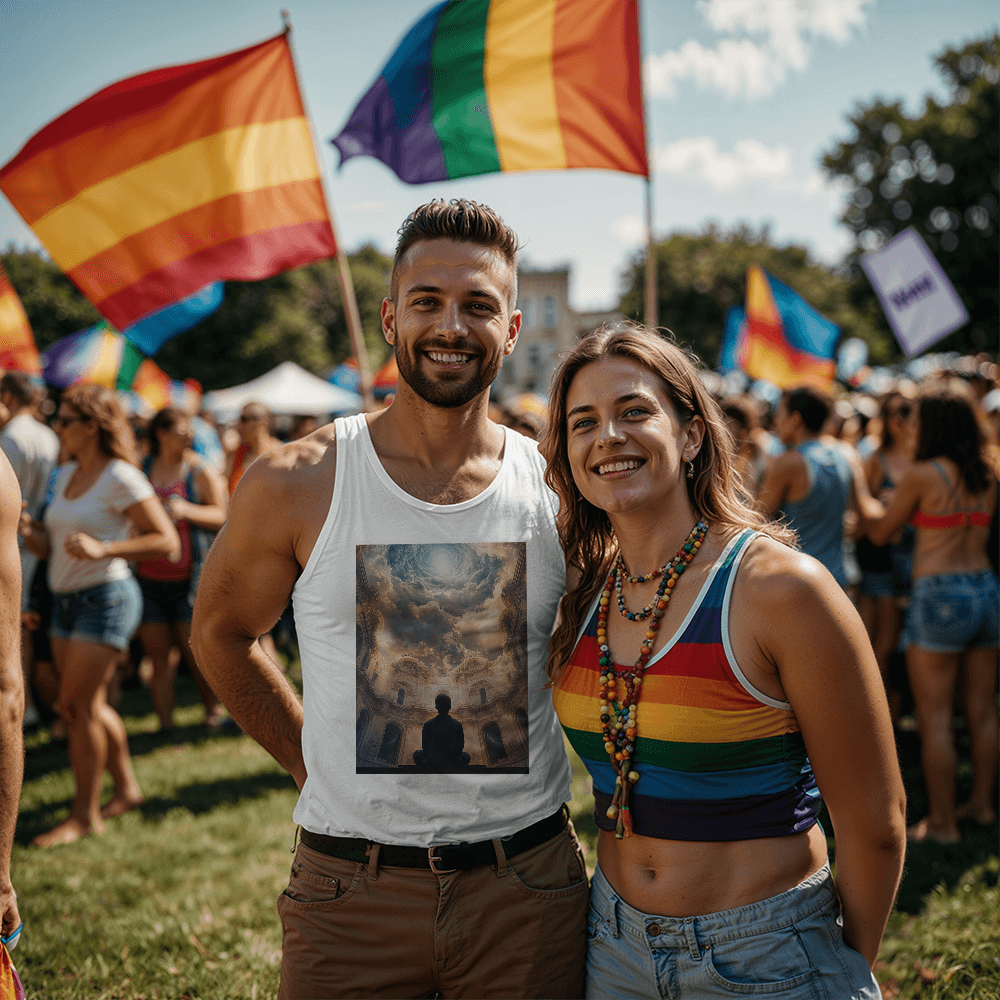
[
  {"xmin": 191, "ymin": 453, "xmax": 310, "ymax": 788},
  {"xmin": 0, "ymin": 453, "xmax": 23, "ymax": 940}
]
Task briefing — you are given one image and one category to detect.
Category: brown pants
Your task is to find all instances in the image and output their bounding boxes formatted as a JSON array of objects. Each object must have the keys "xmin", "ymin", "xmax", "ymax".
[{"xmin": 277, "ymin": 819, "xmax": 589, "ymax": 999}]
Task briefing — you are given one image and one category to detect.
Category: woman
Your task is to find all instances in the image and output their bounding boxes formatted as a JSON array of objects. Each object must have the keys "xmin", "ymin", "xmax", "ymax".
[
  {"xmin": 19, "ymin": 386, "xmax": 179, "ymax": 846},
  {"xmin": 541, "ymin": 324, "xmax": 905, "ymax": 999},
  {"xmin": 720, "ymin": 396, "xmax": 766, "ymax": 501},
  {"xmin": 855, "ymin": 392, "xmax": 916, "ymax": 719},
  {"xmin": 137, "ymin": 407, "xmax": 227, "ymax": 730},
  {"xmin": 864, "ymin": 391, "xmax": 998, "ymax": 842}
]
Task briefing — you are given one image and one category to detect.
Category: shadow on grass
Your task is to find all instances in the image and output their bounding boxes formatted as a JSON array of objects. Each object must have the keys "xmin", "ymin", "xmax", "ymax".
[{"xmin": 16, "ymin": 770, "xmax": 296, "ymax": 844}]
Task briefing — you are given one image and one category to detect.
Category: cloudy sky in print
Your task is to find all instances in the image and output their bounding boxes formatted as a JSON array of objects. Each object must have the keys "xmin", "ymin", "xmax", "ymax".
[{"xmin": 361, "ymin": 542, "xmax": 522, "ymax": 672}]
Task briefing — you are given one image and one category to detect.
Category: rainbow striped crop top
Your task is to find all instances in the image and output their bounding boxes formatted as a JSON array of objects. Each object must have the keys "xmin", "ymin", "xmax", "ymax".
[{"xmin": 553, "ymin": 530, "xmax": 822, "ymax": 841}]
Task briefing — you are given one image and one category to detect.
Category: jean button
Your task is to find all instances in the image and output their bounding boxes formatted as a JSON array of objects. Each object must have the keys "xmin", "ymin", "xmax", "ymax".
[{"xmin": 647, "ymin": 924, "xmax": 660, "ymax": 936}]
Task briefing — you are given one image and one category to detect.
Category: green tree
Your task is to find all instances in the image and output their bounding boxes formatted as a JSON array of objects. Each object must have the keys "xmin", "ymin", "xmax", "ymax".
[
  {"xmin": 618, "ymin": 224, "xmax": 892, "ymax": 368},
  {"xmin": 2, "ymin": 245, "xmax": 394, "ymax": 389},
  {"xmin": 1, "ymin": 247, "xmax": 101, "ymax": 351},
  {"xmin": 821, "ymin": 33, "xmax": 999, "ymax": 355}
]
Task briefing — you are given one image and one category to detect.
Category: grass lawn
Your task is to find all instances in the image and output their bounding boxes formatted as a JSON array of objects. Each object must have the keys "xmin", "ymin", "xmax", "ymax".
[{"xmin": 11, "ymin": 674, "xmax": 999, "ymax": 999}]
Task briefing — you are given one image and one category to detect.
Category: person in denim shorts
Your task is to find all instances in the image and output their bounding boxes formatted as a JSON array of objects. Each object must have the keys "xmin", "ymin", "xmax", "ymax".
[
  {"xmin": 864, "ymin": 391, "xmax": 999, "ymax": 843},
  {"xmin": 544, "ymin": 326, "xmax": 905, "ymax": 1000},
  {"xmin": 136, "ymin": 407, "xmax": 227, "ymax": 731},
  {"xmin": 19, "ymin": 385, "xmax": 179, "ymax": 847}
]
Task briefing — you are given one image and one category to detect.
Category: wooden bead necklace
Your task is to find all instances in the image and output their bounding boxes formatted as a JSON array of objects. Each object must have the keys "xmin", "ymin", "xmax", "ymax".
[{"xmin": 598, "ymin": 520, "xmax": 708, "ymax": 838}]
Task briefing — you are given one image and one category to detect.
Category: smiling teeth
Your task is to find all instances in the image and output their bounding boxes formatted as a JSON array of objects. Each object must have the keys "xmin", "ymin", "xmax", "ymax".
[
  {"xmin": 428, "ymin": 352, "xmax": 470, "ymax": 363},
  {"xmin": 599, "ymin": 460, "xmax": 642, "ymax": 474}
]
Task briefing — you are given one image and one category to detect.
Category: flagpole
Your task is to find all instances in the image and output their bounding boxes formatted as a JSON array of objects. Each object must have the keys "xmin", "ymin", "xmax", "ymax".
[
  {"xmin": 282, "ymin": 11, "xmax": 376, "ymax": 412},
  {"xmin": 636, "ymin": 0, "xmax": 657, "ymax": 329}
]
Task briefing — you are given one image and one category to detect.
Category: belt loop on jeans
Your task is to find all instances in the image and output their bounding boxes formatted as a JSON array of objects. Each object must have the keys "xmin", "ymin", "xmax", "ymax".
[
  {"xmin": 682, "ymin": 918, "xmax": 700, "ymax": 960},
  {"xmin": 491, "ymin": 838, "xmax": 507, "ymax": 878},
  {"xmin": 366, "ymin": 842, "xmax": 380, "ymax": 880},
  {"xmin": 609, "ymin": 894, "xmax": 621, "ymax": 939}
]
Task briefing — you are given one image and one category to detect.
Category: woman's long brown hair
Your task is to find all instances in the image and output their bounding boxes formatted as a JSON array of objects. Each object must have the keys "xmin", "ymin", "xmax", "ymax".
[
  {"xmin": 539, "ymin": 322, "xmax": 796, "ymax": 684},
  {"xmin": 61, "ymin": 384, "xmax": 139, "ymax": 467}
]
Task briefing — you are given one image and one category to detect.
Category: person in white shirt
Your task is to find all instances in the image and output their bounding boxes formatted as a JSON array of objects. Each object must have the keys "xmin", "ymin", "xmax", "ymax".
[
  {"xmin": 19, "ymin": 384, "xmax": 178, "ymax": 847},
  {"xmin": 0, "ymin": 371, "xmax": 58, "ymax": 726}
]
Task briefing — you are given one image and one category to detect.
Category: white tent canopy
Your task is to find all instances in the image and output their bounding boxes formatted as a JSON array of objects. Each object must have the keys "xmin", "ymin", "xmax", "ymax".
[{"xmin": 202, "ymin": 361, "xmax": 363, "ymax": 422}]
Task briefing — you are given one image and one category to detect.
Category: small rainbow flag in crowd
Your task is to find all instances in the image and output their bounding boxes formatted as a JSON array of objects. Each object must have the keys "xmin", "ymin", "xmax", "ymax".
[
  {"xmin": 42, "ymin": 323, "xmax": 194, "ymax": 412},
  {"xmin": 720, "ymin": 267, "xmax": 838, "ymax": 390},
  {"xmin": 333, "ymin": 0, "xmax": 647, "ymax": 183},
  {"xmin": 0, "ymin": 265, "xmax": 42, "ymax": 374},
  {"xmin": 0, "ymin": 33, "xmax": 336, "ymax": 332}
]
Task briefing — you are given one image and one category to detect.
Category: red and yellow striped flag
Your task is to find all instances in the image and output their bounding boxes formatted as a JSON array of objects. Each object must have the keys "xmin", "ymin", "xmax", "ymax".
[
  {"xmin": 0, "ymin": 265, "xmax": 41, "ymax": 374},
  {"xmin": 0, "ymin": 33, "xmax": 336, "ymax": 331}
]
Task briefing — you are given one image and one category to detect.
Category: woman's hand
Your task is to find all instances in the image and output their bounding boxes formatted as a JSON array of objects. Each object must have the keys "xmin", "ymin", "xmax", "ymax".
[
  {"xmin": 63, "ymin": 532, "xmax": 107, "ymax": 561},
  {"xmin": 164, "ymin": 496, "xmax": 191, "ymax": 523}
]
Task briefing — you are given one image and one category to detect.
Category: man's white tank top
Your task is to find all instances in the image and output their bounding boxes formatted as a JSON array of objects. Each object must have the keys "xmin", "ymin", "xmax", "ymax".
[{"xmin": 291, "ymin": 413, "xmax": 572, "ymax": 845}]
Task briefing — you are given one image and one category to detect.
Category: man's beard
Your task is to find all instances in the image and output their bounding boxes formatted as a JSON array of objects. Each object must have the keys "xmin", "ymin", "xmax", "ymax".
[{"xmin": 394, "ymin": 336, "xmax": 501, "ymax": 408}]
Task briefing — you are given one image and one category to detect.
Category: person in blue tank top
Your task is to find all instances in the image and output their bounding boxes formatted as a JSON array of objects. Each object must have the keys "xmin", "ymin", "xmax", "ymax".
[{"xmin": 759, "ymin": 386, "xmax": 862, "ymax": 588}]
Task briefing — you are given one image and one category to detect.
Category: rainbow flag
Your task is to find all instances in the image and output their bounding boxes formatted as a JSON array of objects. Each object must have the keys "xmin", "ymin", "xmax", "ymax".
[
  {"xmin": 0, "ymin": 34, "xmax": 336, "ymax": 331},
  {"xmin": 725, "ymin": 267, "xmax": 838, "ymax": 390},
  {"xmin": 42, "ymin": 323, "xmax": 191, "ymax": 412},
  {"xmin": 0, "ymin": 265, "xmax": 42, "ymax": 374},
  {"xmin": 333, "ymin": 0, "xmax": 647, "ymax": 183}
]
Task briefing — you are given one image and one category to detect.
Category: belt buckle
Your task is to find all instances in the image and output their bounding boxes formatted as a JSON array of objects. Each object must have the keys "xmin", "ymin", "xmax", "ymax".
[{"xmin": 427, "ymin": 842, "xmax": 465, "ymax": 874}]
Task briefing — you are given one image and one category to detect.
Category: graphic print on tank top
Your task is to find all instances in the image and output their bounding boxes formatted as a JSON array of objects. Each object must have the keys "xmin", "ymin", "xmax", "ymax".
[{"xmin": 356, "ymin": 542, "xmax": 529, "ymax": 774}]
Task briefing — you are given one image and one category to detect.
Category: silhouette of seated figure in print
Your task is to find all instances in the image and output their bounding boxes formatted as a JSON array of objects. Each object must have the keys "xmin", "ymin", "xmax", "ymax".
[{"xmin": 412, "ymin": 693, "xmax": 471, "ymax": 769}]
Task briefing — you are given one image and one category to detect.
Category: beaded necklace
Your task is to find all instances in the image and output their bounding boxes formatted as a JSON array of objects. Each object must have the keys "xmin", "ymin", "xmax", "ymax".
[{"xmin": 597, "ymin": 520, "xmax": 709, "ymax": 838}]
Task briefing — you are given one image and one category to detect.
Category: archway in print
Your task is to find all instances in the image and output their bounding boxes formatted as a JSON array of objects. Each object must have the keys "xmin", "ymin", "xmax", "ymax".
[
  {"xmin": 482, "ymin": 722, "xmax": 507, "ymax": 765},
  {"xmin": 378, "ymin": 723, "xmax": 402, "ymax": 765}
]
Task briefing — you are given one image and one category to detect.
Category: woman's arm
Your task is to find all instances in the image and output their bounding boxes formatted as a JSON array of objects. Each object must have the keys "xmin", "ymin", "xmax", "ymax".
[
  {"xmin": 167, "ymin": 461, "xmax": 228, "ymax": 531},
  {"xmin": 741, "ymin": 543, "xmax": 906, "ymax": 967},
  {"xmin": 859, "ymin": 465, "xmax": 926, "ymax": 546},
  {"xmin": 63, "ymin": 496, "xmax": 179, "ymax": 563},
  {"xmin": 17, "ymin": 510, "xmax": 49, "ymax": 560}
]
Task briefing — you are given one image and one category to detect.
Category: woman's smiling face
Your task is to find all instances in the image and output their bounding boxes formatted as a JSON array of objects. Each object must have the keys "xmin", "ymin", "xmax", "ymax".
[{"xmin": 564, "ymin": 355, "xmax": 700, "ymax": 519}]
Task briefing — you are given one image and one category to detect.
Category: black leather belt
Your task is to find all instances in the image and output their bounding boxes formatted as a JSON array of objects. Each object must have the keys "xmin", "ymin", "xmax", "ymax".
[{"xmin": 300, "ymin": 806, "xmax": 567, "ymax": 873}]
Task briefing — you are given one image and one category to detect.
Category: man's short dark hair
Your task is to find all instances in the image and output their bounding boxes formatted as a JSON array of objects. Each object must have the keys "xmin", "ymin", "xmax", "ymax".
[
  {"xmin": 0, "ymin": 371, "xmax": 34, "ymax": 406},
  {"xmin": 782, "ymin": 387, "xmax": 831, "ymax": 434},
  {"xmin": 390, "ymin": 199, "xmax": 520, "ymax": 307},
  {"xmin": 435, "ymin": 693, "xmax": 452, "ymax": 713}
]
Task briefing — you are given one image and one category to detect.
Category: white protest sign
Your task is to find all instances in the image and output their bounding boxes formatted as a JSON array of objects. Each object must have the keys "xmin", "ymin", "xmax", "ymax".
[{"xmin": 860, "ymin": 228, "xmax": 969, "ymax": 357}]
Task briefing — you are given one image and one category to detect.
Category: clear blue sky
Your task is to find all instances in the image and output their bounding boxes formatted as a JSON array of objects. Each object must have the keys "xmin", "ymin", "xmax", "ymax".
[{"xmin": 1, "ymin": 0, "xmax": 996, "ymax": 310}]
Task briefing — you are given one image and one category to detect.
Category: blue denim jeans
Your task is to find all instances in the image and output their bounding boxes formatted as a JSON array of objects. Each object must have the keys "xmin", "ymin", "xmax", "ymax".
[{"xmin": 586, "ymin": 862, "xmax": 880, "ymax": 999}]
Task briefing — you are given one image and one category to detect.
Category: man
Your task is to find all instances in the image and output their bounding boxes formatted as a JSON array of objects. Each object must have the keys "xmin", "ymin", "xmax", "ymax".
[
  {"xmin": 0, "ymin": 450, "xmax": 24, "ymax": 951},
  {"xmin": 0, "ymin": 372, "xmax": 58, "ymax": 727},
  {"xmin": 192, "ymin": 200, "xmax": 586, "ymax": 999},
  {"xmin": 413, "ymin": 693, "xmax": 470, "ymax": 769},
  {"xmin": 758, "ymin": 386, "xmax": 864, "ymax": 587},
  {"xmin": 225, "ymin": 401, "xmax": 280, "ymax": 496}
]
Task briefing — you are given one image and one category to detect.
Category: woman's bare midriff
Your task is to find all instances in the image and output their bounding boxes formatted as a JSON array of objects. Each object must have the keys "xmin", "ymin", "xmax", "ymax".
[{"xmin": 597, "ymin": 823, "xmax": 829, "ymax": 917}]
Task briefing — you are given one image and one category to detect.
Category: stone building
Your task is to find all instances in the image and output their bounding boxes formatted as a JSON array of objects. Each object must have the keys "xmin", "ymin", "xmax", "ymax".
[
  {"xmin": 500, "ymin": 265, "xmax": 622, "ymax": 400},
  {"xmin": 356, "ymin": 546, "xmax": 530, "ymax": 772}
]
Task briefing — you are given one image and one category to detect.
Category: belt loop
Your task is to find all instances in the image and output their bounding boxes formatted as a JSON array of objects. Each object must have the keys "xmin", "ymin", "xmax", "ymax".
[
  {"xmin": 366, "ymin": 842, "xmax": 380, "ymax": 881},
  {"xmin": 290, "ymin": 825, "xmax": 300, "ymax": 855},
  {"xmin": 491, "ymin": 838, "xmax": 508, "ymax": 877},
  {"xmin": 683, "ymin": 918, "xmax": 700, "ymax": 961},
  {"xmin": 610, "ymin": 895, "xmax": 621, "ymax": 939}
]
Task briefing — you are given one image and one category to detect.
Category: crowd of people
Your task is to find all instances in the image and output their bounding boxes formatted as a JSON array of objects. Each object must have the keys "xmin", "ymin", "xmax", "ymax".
[{"xmin": 0, "ymin": 198, "xmax": 995, "ymax": 997}]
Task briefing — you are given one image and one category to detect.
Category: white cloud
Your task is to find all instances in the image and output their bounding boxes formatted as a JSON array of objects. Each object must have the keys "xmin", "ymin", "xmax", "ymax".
[
  {"xmin": 646, "ymin": 0, "xmax": 872, "ymax": 99},
  {"xmin": 611, "ymin": 214, "xmax": 645, "ymax": 245},
  {"xmin": 655, "ymin": 138, "xmax": 792, "ymax": 191}
]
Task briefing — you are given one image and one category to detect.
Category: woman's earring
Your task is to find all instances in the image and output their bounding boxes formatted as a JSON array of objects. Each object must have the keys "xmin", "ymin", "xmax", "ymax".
[{"xmin": 687, "ymin": 460, "xmax": 695, "ymax": 479}]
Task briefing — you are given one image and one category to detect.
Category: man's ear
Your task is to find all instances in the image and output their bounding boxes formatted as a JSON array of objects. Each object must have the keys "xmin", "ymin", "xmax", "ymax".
[
  {"xmin": 504, "ymin": 310, "xmax": 521, "ymax": 356},
  {"xmin": 381, "ymin": 298, "xmax": 396, "ymax": 346}
]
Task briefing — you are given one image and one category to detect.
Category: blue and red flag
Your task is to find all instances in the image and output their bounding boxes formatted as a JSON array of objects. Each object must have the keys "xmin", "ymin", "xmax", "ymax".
[{"xmin": 719, "ymin": 267, "xmax": 838, "ymax": 390}]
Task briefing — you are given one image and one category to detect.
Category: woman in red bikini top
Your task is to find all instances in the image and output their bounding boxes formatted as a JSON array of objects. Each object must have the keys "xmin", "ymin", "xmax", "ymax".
[{"xmin": 862, "ymin": 391, "xmax": 998, "ymax": 845}]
